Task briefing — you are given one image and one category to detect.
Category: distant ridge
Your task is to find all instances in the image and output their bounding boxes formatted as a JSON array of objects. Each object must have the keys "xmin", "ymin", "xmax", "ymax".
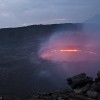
[{"xmin": 0, "ymin": 23, "xmax": 82, "ymax": 30}]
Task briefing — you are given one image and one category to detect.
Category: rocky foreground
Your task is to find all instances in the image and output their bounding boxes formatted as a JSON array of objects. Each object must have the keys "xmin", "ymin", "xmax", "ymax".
[{"xmin": 0, "ymin": 72, "xmax": 100, "ymax": 100}]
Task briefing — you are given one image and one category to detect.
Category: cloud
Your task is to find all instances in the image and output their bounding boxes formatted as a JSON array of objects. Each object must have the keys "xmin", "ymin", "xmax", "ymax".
[{"xmin": 0, "ymin": 0, "xmax": 99, "ymax": 28}]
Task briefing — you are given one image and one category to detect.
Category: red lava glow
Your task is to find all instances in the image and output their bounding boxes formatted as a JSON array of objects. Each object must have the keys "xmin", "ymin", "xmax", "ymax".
[
  {"xmin": 50, "ymin": 49, "xmax": 96, "ymax": 54},
  {"xmin": 59, "ymin": 49, "xmax": 96, "ymax": 54},
  {"xmin": 59, "ymin": 49, "xmax": 80, "ymax": 52},
  {"xmin": 40, "ymin": 48, "xmax": 97, "ymax": 62},
  {"xmin": 38, "ymin": 31, "xmax": 99, "ymax": 62}
]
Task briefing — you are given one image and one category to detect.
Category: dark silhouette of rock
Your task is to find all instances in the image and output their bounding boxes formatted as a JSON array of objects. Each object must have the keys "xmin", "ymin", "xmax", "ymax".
[
  {"xmin": 66, "ymin": 72, "xmax": 100, "ymax": 100},
  {"xmin": 67, "ymin": 73, "xmax": 93, "ymax": 89},
  {"xmin": 0, "ymin": 72, "xmax": 100, "ymax": 100}
]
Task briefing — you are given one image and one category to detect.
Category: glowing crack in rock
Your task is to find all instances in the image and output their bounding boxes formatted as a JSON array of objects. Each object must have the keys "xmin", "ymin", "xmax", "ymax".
[
  {"xmin": 59, "ymin": 49, "xmax": 80, "ymax": 52},
  {"xmin": 40, "ymin": 48, "xmax": 97, "ymax": 62}
]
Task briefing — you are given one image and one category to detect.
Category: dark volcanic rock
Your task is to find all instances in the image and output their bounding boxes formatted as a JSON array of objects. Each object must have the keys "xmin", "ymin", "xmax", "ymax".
[
  {"xmin": 66, "ymin": 72, "xmax": 100, "ymax": 100},
  {"xmin": 67, "ymin": 73, "xmax": 93, "ymax": 89},
  {"xmin": 1, "ymin": 72, "xmax": 100, "ymax": 100}
]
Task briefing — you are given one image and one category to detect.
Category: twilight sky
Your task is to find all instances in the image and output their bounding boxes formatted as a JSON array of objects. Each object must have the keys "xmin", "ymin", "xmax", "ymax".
[{"xmin": 0, "ymin": 0, "xmax": 100, "ymax": 28}]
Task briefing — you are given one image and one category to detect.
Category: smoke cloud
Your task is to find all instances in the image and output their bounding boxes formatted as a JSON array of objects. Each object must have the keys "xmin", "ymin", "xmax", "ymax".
[{"xmin": 38, "ymin": 28, "xmax": 100, "ymax": 62}]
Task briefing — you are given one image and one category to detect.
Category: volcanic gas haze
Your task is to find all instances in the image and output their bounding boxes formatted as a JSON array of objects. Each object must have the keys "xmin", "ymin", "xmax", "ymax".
[{"xmin": 38, "ymin": 31, "xmax": 98, "ymax": 62}]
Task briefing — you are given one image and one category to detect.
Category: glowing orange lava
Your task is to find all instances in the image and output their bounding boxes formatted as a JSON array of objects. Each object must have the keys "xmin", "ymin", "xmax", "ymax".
[
  {"xmin": 51, "ymin": 49, "xmax": 96, "ymax": 54},
  {"xmin": 59, "ymin": 49, "xmax": 80, "ymax": 52}
]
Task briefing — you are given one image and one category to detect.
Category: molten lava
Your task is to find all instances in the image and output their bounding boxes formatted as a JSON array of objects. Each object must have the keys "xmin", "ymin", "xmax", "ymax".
[
  {"xmin": 40, "ymin": 48, "xmax": 97, "ymax": 62},
  {"xmin": 51, "ymin": 49, "xmax": 96, "ymax": 54},
  {"xmin": 59, "ymin": 49, "xmax": 80, "ymax": 52}
]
